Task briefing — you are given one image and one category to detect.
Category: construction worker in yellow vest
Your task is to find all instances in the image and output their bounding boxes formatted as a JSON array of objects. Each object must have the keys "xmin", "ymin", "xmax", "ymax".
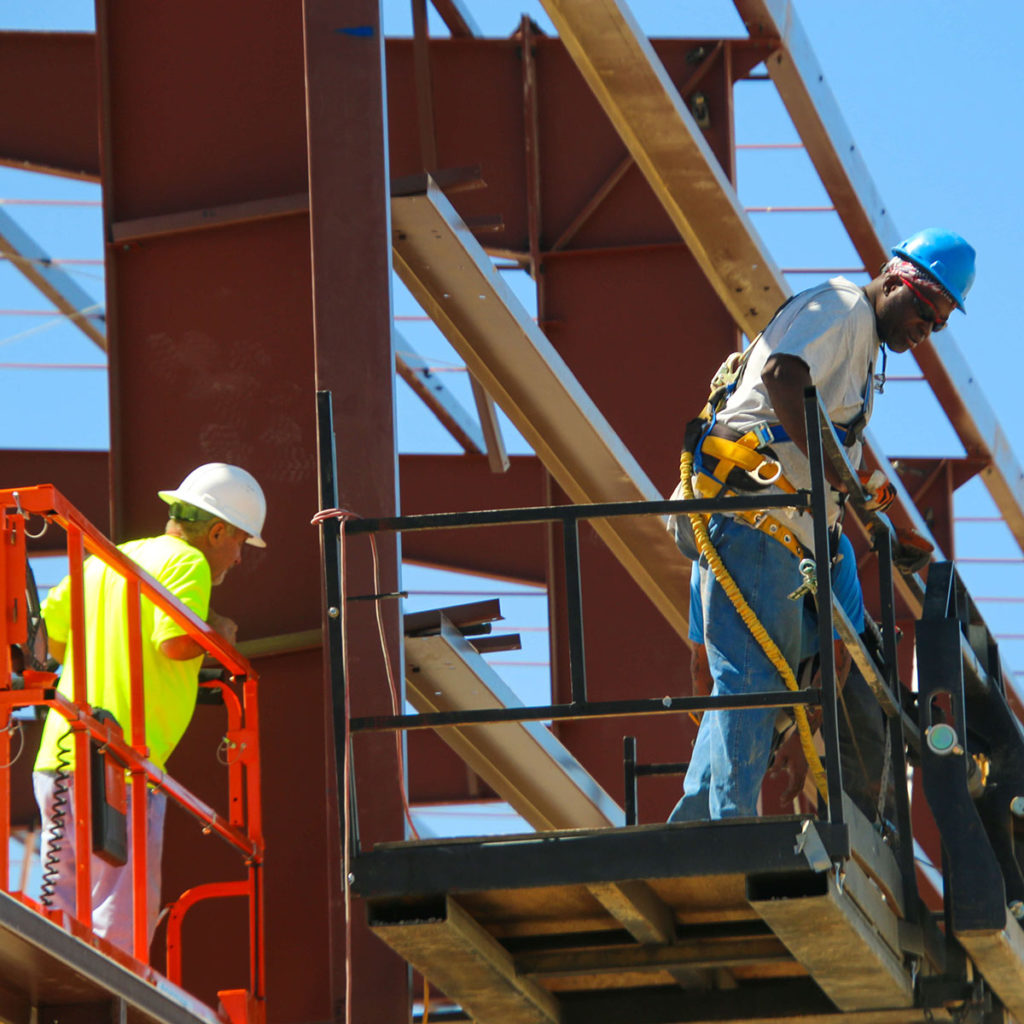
[{"xmin": 33, "ymin": 463, "xmax": 266, "ymax": 952}]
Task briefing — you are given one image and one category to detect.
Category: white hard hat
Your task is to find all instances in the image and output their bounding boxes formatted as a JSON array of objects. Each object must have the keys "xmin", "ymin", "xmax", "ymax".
[{"xmin": 159, "ymin": 463, "xmax": 267, "ymax": 547}]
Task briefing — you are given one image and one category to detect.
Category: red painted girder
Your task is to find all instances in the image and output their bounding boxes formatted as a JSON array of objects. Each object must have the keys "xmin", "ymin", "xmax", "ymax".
[
  {"xmin": 399, "ymin": 454, "xmax": 548, "ymax": 583},
  {"xmin": 93, "ymin": 0, "xmax": 403, "ymax": 1015},
  {"xmin": 0, "ymin": 450, "xmax": 109, "ymax": 552},
  {"xmin": 385, "ymin": 37, "xmax": 771, "ymax": 261},
  {"xmin": 430, "ymin": 0, "xmax": 479, "ymax": 38},
  {"xmin": 0, "ymin": 32, "xmax": 100, "ymax": 179}
]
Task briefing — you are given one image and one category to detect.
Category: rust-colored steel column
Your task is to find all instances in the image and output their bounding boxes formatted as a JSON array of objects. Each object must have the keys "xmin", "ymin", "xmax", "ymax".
[
  {"xmin": 95, "ymin": 0, "xmax": 405, "ymax": 1018},
  {"xmin": 303, "ymin": 2, "xmax": 408, "ymax": 1020}
]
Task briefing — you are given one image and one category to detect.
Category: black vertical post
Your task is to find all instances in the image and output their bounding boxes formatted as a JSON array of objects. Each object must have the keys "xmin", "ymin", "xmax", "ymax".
[
  {"xmin": 563, "ymin": 516, "xmax": 588, "ymax": 705},
  {"xmin": 802, "ymin": 387, "xmax": 844, "ymax": 825},
  {"xmin": 316, "ymin": 389, "xmax": 360, "ymax": 857},
  {"xmin": 874, "ymin": 527, "xmax": 918, "ymax": 917},
  {"xmin": 624, "ymin": 736, "xmax": 638, "ymax": 827}
]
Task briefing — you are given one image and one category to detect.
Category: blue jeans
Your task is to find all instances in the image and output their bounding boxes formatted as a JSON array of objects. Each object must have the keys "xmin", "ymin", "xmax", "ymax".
[{"xmin": 670, "ymin": 515, "xmax": 806, "ymax": 820}]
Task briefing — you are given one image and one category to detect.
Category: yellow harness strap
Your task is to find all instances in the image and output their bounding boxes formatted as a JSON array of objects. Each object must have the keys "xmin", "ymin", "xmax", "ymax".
[
  {"xmin": 698, "ymin": 431, "xmax": 797, "ymax": 494},
  {"xmin": 682, "ymin": 432, "xmax": 806, "ymax": 560},
  {"xmin": 690, "ymin": 472, "xmax": 806, "ymax": 560},
  {"xmin": 679, "ymin": 449, "xmax": 828, "ymax": 803}
]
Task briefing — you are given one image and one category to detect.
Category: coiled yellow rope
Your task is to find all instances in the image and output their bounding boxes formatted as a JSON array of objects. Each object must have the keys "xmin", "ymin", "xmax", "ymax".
[{"xmin": 680, "ymin": 450, "xmax": 828, "ymax": 802}]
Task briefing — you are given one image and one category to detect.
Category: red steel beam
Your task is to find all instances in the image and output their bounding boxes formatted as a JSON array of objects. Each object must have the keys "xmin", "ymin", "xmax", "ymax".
[
  {"xmin": 0, "ymin": 32, "xmax": 100, "ymax": 179},
  {"xmin": 91, "ymin": 0, "xmax": 404, "ymax": 1016},
  {"xmin": 430, "ymin": 0, "xmax": 479, "ymax": 38},
  {"xmin": 0, "ymin": 450, "xmax": 109, "ymax": 551},
  {"xmin": 400, "ymin": 454, "xmax": 548, "ymax": 583}
]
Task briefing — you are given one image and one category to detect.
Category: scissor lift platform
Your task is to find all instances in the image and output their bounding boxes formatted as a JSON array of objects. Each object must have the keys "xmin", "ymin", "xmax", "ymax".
[
  {"xmin": 0, "ymin": 889, "xmax": 224, "ymax": 1024},
  {"xmin": 350, "ymin": 813, "xmax": 957, "ymax": 1024}
]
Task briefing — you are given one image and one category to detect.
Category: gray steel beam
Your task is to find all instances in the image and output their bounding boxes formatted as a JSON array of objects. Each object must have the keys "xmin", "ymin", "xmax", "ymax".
[
  {"xmin": 0, "ymin": 208, "xmax": 106, "ymax": 350},
  {"xmin": 468, "ymin": 374, "xmax": 510, "ymax": 473},
  {"xmin": 391, "ymin": 180, "xmax": 693, "ymax": 643}
]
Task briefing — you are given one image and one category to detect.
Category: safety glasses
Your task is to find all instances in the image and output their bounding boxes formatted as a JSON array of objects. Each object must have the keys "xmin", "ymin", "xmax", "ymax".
[{"xmin": 900, "ymin": 276, "xmax": 948, "ymax": 333}]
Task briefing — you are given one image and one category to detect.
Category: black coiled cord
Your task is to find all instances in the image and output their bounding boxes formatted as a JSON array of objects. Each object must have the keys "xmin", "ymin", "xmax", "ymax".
[{"xmin": 39, "ymin": 726, "xmax": 73, "ymax": 908}]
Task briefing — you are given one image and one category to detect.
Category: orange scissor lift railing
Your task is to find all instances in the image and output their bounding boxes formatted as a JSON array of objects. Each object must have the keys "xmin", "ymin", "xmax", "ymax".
[{"xmin": 0, "ymin": 484, "xmax": 265, "ymax": 1024}]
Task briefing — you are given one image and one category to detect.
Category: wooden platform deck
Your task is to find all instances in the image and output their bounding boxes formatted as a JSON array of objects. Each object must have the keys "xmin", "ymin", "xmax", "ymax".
[
  {"xmin": 351, "ymin": 814, "xmax": 961, "ymax": 1024},
  {"xmin": 0, "ymin": 891, "xmax": 223, "ymax": 1024}
]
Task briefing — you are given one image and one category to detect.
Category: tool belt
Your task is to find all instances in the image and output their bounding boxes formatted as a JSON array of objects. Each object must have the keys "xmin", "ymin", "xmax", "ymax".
[{"xmin": 685, "ymin": 421, "xmax": 807, "ymax": 561}]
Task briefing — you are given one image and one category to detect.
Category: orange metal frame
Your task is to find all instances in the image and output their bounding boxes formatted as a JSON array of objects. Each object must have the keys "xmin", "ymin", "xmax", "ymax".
[{"xmin": 0, "ymin": 484, "xmax": 265, "ymax": 1024}]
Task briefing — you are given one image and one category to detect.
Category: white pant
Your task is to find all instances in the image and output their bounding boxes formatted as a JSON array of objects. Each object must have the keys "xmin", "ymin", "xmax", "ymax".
[{"xmin": 33, "ymin": 770, "xmax": 166, "ymax": 954}]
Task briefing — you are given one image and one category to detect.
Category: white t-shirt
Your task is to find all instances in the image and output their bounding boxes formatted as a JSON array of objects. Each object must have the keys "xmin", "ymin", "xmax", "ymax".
[{"xmin": 713, "ymin": 277, "xmax": 881, "ymax": 553}]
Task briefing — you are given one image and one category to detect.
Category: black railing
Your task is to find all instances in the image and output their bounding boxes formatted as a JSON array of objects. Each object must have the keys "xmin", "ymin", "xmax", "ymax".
[{"xmin": 317, "ymin": 387, "xmax": 914, "ymax": 865}]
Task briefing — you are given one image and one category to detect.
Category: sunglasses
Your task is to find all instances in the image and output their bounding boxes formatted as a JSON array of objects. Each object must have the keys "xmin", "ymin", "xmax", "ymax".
[{"xmin": 900, "ymin": 276, "xmax": 948, "ymax": 333}]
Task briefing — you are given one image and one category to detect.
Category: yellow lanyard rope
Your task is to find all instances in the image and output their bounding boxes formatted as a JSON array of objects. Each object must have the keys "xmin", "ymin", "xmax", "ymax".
[{"xmin": 681, "ymin": 450, "xmax": 828, "ymax": 802}]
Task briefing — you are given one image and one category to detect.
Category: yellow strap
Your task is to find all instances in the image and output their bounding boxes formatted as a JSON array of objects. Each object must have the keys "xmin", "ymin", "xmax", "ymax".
[
  {"xmin": 732, "ymin": 509, "xmax": 807, "ymax": 561},
  {"xmin": 690, "ymin": 470, "xmax": 806, "ymax": 561},
  {"xmin": 699, "ymin": 433, "xmax": 797, "ymax": 494},
  {"xmin": 680, "ymin": 450, "xmax": 828, "ymax": 803}
]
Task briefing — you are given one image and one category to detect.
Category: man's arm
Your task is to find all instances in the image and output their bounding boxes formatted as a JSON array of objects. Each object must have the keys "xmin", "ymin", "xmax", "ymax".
[
  {"xmin": 159, "ymin": 610, "xmax": 239, "ymax": 661},
  {"xmin": 762, "ymin": 353, "xmax": 849, "ymax": 492},
  {"xmin": 48, "ymin": 638, "xmax": 66, "ymax": 664}
]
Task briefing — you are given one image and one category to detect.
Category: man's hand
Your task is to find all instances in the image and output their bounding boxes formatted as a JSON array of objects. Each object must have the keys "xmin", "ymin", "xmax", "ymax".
[
  {"xmin": 893, "ymin": 526, "xmax": 934, "ymax": 575},
  {"xmin": 769, "ymin": 728, "xmax": 810, "ymax": 804},
  {"xmin": 159, "ymin": 611, "xmax": 239, "ymax": 661},
  {"xmin": 208, "ymin": 610, "xmax": 239, "ymax": 646}
]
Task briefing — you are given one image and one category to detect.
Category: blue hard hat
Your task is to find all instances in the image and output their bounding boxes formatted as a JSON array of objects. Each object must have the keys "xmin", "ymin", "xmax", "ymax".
[{"xmin": 892, "ymin": 228, "xmax": 976, "ymax": 312}]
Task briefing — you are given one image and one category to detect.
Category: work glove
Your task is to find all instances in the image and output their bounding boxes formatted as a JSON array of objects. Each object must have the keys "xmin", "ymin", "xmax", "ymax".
[
  {"xmin": 858, "ymin": 469, "xmax": 897, "ymax": 512},
  {"xmin": 892, "ymin": 527, "xmax": 934, "ymax": 575}
]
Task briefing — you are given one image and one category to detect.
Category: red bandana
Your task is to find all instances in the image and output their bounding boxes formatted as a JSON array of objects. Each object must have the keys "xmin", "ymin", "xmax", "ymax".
[{"xmin": 884, "ymin": 256, "xmax": 953, "ymax": 306}]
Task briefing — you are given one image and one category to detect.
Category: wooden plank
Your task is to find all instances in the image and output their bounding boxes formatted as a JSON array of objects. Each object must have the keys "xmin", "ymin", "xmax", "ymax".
[
  {"xmin": 517, "ymin": 933, "xmax": 791, "ymax": 978},
  {"xmin": 369, "ymin": 895, "xmax": 560, "ymax": 1024},
  {"xmin": 585, "ymin": 880, "xmax": 675, "ymax": 945},
  {"xmin": 750, "ymin": 869, "xmax": 913, "ymax": 1010},
  {"xmin": 957, "ymin": 907, "xmax": 1024, "ymax": 1021}
]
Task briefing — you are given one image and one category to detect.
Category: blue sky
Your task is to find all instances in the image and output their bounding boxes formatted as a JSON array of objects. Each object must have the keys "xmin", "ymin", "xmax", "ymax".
[{"xmin": 2, "ymin": 1, "xmax": 1023, "ymax": 835}]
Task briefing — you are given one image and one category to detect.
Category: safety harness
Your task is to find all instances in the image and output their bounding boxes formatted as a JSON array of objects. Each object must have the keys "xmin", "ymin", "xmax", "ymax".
[
  {"xmin": 683, "ymin": 314, "xmax": 873, "ymax": 561},
  {"xmin": 678, "ymin": 298, "xmax": 879, "ymax": 805}
]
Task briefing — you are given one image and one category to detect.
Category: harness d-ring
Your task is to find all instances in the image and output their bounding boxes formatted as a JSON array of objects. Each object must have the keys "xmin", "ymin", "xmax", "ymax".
[{"xmin": 748, "ymin": 458, "xmax": 782, "ymax": 486}]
